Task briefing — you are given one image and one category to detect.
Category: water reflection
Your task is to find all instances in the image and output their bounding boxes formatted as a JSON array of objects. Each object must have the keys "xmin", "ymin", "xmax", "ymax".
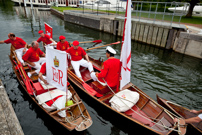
[{"xmin": 0, "ymin": 2, "xmax": 202, "ymax": 135}]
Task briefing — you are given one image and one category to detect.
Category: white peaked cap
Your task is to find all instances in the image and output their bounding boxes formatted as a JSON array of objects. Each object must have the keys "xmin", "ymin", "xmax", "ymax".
[{"xmin": 106, "ymin": 46, "xmax": 116, "ymax": 54}]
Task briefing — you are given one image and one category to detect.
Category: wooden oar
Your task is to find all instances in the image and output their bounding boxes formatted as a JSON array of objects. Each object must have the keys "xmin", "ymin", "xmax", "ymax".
[
  {"xmin": 68, "ymin": 70, "xmax": 97, "ymax": 96},
  {"xmin": 86, "ymin": 41, "xmax": 121, "ymax": 51},
  {"xmin": 70, "ymin": 40, "xmax": 102, "ymax": 45},
  {"xmin": 13, "ymin": 51, "xmax": 35, "ymax": 96}
]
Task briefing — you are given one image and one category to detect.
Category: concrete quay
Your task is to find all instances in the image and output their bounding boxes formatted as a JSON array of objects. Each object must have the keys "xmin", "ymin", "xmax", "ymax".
[
  {"xmin": 0, "ymin": 79, "xmax": 24, "ymax": 135},
  {"xmin": 51, "ymin": 8, "xmax": 202, "ymax": 59}
]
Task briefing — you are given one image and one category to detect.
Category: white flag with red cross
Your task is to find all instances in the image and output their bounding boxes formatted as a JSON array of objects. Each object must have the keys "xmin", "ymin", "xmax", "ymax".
[{"xmin": 120, "ymin": 0, "xmax": 131, "ymax": 90}]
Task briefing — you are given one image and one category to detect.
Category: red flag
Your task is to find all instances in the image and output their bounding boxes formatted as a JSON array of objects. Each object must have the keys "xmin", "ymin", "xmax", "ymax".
[{"xmin": 44, "ymin": 22, "xmax": 53, "ymax": 38}]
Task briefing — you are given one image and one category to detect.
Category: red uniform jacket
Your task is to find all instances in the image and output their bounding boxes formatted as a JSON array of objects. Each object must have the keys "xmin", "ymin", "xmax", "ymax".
[
  {"xmin": 57, "ymin": 41, "xmax": 70, "ymax": 51},
  {"xmin": 37, "ymin": 34, "xmax": 52, "ymax": 44},
  {"xmin": 66, "ymin": 46, "xmax": 86, "ymax": 61},
  {"xmin": 4, "ymin": 37, "xmax": 26, "ymax": 49},
  {"xmin": 39, "ymin": 63, "xmax": 46, "ymax": 74},
  {"xmin": 98, "ymin": 57, "xmax": 121, "ymax": 87},
  {"xmin": 22, "ymin": 47, "xmax": 44, "ymax": 62}
]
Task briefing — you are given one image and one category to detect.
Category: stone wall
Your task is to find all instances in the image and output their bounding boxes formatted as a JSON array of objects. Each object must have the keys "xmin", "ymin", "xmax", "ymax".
[
  {"xmin": 0, "ymin": 79, "xmax": 24, "ymax": 135},
  {"xmin": 173, "ymin": 32, "xmax": 202, "ymax": 59}
]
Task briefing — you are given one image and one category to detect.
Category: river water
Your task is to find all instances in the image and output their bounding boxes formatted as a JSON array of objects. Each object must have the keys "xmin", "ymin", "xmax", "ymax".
[{"xmin": 0, "ymin": 1, "xmax": 202, "ymax": 135}]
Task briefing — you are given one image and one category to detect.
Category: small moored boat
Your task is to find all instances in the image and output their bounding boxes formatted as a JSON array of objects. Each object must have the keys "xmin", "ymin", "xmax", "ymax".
[{"xmin": 157, "ymin": 95, "xmax": 202, "ymax": 134}]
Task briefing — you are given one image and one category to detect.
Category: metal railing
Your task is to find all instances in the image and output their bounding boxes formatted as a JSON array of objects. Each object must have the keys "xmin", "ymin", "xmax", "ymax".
[{"xmin": 131, "ymin": 1, "xmax": 189, "ymax": 26}]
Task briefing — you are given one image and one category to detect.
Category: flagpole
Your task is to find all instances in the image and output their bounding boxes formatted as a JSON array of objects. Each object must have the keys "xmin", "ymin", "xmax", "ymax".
[
  {"xmin": 119, "ymin": 0, "xmax": 129, "ymax": 90},
  {"xmin": 120, "ymin": 0, "xmax": 132, "ymax": 90}
]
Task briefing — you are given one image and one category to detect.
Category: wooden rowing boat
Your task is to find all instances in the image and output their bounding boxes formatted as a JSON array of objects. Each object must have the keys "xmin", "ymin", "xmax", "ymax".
[
  {"xmin": 157, "ymin": 95, "xmax": 202, "ymax": 134},
  {"xmin": 9, "ymin": 47, "xmax": 92, "ymax": 131},
  {"xmin": 67, "ymin": 55, "xmax": 181, "ymax": 135}
]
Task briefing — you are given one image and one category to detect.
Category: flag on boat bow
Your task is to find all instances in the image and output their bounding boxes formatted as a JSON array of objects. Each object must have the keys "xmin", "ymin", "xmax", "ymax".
[
  {"xmin": 44, "ymin": 22, "xmax": 53, "ymax": 38},
  {"xmin": 46, "ymin": 47, "xmax": 67, "ymax": 92},
  {"xmin": 120, "ymin": 0, "xmax": 132, "ymax": 90}
]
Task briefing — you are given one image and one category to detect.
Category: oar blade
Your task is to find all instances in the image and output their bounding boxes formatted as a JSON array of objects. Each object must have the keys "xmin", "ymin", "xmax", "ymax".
[
  {"xmin": 25, "ymin": 79, "xmax": 34, "ymax": 95},
  {"xmin": 93, "ymin": 40, "xmax": 102, "ymax": 43},
  {"xmin": 82, "ymin": 83, "xmax": 97, "ymax": 96}
]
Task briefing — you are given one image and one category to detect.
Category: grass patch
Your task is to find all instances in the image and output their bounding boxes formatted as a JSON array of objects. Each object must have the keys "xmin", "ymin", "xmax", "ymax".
[{"xmin": 52, "ymin": 6, "xmax": 202, "ymax": 25}]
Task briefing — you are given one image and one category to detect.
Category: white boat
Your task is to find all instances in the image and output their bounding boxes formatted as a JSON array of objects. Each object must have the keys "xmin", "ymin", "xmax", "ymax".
[
  {"xmin": 78, "ymin": 0, "xmax": 128, "ymax": 11},
  {"xmin": 168, "ymin": 3, "xmax": 202, "ymax": 16}
]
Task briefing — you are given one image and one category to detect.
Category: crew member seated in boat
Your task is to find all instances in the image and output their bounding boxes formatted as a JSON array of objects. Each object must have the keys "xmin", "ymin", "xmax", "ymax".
[
  {"xmin": 57, "ymin": 35, "xmax": 70, "ymax": 51},
  {"xmin": 22, "ymin": 41, "xmax": 46, "ymax": 77},
  {"xmin": 66, "ymin": 40, "xmax": 94, "ymax": 81},
  {"xmin": 38, "ymin": 63, "xmax": 48, "ymax": 85},
  {"xmin": 37, "ymin": 30, "xmax": 56, "ymax": 49},
  {"xmin": 173, "ymin": 109, "xmax": 202, "ymax": 124},
  {"xmin": 0, "ymin": 33, "xmax": 28, "ymax": 66},
  {"xmin": 91, "ymin": 46, "xmax": 121, "ymax": 88}
]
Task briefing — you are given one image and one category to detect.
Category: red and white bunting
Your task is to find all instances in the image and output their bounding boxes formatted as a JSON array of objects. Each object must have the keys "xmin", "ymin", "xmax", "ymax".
[
  {"xmin": 44, "ymin": 22, "xmax": 53, "ymax": 38},
  {"xmin": 46, "ymin": 47, "xmax": 67, "ymax": 92},
  {"xmin": 120, "ymin": 0, "xmax": 132, "ymax": 90}
]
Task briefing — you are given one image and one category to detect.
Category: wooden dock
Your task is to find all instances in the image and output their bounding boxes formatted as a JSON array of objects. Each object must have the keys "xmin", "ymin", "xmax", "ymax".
[{"xmin": 0, "ymin": 79, "xmax": 24, "ymax": 135}]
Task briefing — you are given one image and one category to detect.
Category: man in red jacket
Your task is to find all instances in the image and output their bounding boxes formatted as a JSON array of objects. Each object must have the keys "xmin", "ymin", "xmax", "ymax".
[
  {"xmin": 0, "ymin": 33, "xmax": 28, "ymax": 66},
  {"xmin": 56, "ymin": 35, "xmax": 70, "ymax": 51},
  {"xmin": 91, "ymin": 46, "xmax": 121, "ymax": 88},
  {"xmin": 22, "ymin": 41, "xmax": 46, "ymax": 77},
  {"xmin": 66, "ymin": 40, "xmax": 94, "ymax": 81},
  {"xmin": 37, "ymin": 30, "xmax": 56, "ymax": 49}
]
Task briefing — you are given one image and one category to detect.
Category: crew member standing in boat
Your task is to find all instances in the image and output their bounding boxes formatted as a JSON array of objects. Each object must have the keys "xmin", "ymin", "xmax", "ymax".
[
  {"xmin": 0, "ymin": 33, "xmax": 28, "ymax": 66},
  {"xmin": 174, "ymin": 109, "xmax": 202, "ymax": 124},
  {"xmin": 57, "ymin": 35, "xmax": 70, "ymax": 51},
  {"xmin": 37, "ymin": 30, "xmax": 56, "ymax": 49},
  {"xmin": 22, "ymin": 41, "xmax": 46, "ymax": 77},
  {"xmin": 66, "ymin": 40, "xmax": 94, "ymax": 81},
  {"xmin": 91, "ymin": 46, "xmax": 121, "ymax": 88}
]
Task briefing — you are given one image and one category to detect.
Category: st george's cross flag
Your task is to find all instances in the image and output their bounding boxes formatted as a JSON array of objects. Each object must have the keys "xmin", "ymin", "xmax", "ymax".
[
  {"xmin": 44, "ymin": 22, "xmax": 53, "ymax": 38},
  {"xmin": 120, "ymin": 0, "xmax": 132, "ymax": 90},
  {"xmin": 46, "ymin": 47, "xmax": 67, "ymax": 92}
]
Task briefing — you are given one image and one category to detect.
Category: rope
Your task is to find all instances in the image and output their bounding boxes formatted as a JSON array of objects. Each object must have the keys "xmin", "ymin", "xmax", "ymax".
[
  {"xmin": 102, "ymin": 79, "xmax": 179, "ymax": 133},
  {"xmin": 130, "ymin": 85, "xmax": 181, "ymax": 119},
  {"xmin": 43, "ymin": 83, "xmax": 91, "ymax": 130},
  {"xmin": 72, "ymin": 96, "xmax": 92, "ymax": 129}
]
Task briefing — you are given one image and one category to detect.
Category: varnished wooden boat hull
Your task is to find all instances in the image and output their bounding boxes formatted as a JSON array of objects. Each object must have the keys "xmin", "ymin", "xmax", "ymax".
[
  {"xmin": 67, "ymin": 56, "xmax": 180, "ymax": 135},
  {"xmin": 157, "ymin": 95, "xmax": 202, "ymax": 134},
  {"xmin": 9, "ymin": 49, "xmax": 92, "ymax": 131}
]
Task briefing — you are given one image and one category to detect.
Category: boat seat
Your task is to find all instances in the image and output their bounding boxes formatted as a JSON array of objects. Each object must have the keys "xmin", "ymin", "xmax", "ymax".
[
  {"xmin": 23, "ymin": 66, "xmax": 30, "ymax": 71},
  {"xmin": 32, "ymin": 82, "xmax": 56, "ymax": 95},
  {"xmin": 30, "ymin": 74, "xmax": 39, "ymax": 82},
  {"xmin": 91, "ymin": 81, "xmax": 111, "ymax": 95},
  {"xmin": 99, "ymin": 92, "xmax": 113, "ymax": 101}
]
